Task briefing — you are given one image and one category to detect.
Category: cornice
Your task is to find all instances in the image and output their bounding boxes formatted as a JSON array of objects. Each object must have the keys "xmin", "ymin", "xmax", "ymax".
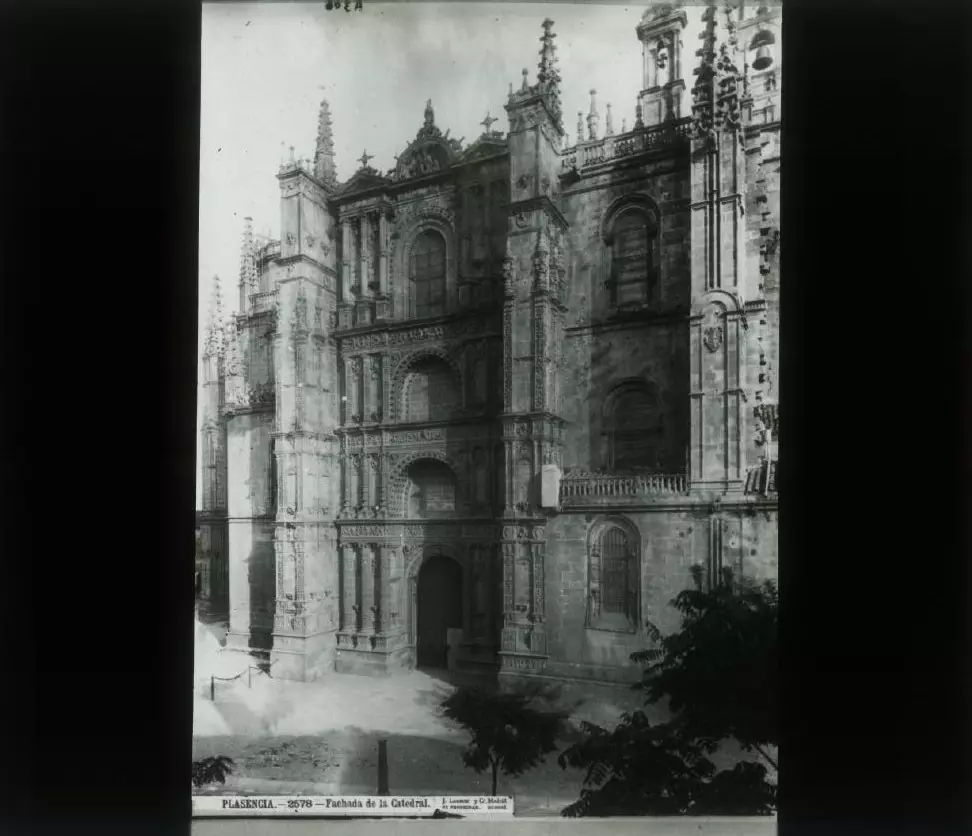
[
  {"xmin": 556, "ymin": 496, "xmax": 778, "ymax": 514},
  {"xmin": 506, "ymin": 195, "xmax": 569, "ymax": 231},
  {"xmin": 565, "ymin": 309, "xmax": 691, "ymax": 336}
]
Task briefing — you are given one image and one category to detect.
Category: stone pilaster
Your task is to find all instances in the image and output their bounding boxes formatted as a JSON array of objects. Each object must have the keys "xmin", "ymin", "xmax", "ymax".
[
  {"xmin": 360, "ymin": 543, "xmax": 376, "ymax": 634},
  {"xmin": 687, "ymin": 2, "xmax": 751, "ymax": 497},
  {"xmin": 340, "ymin": 544, "xmax": 358, "ymax": 631}
]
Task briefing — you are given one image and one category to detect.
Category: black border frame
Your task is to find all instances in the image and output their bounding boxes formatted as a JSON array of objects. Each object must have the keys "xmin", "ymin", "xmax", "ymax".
[{"xmin": 1, "ymin": 1, "xmax": 970, "ymax": 834}]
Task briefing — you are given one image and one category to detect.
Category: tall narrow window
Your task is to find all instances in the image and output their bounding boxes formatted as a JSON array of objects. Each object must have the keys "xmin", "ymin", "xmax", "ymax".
[
  {"xmin": 409, "ymin": 231, "xmax": 447, "ymax": 319},
  {"xmin": 588, "ymin": 521, "xmax": 639, "ymax": 631},
  {"xmin": 601, "ymin": 527, "xmax": 630, "ymax": 615},
  {"xmin": 610, "ymin": 210, "xmax": 656, "ymax": 308}
]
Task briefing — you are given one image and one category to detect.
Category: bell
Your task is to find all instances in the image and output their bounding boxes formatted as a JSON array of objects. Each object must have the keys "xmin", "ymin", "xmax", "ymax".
[
  {"xmin": 752, "ymin": 45, "xmax": 773, "ymax": 71},
  {"xmin": 750, "ymin": 29, "xmax": 775, "ymax": 49}
]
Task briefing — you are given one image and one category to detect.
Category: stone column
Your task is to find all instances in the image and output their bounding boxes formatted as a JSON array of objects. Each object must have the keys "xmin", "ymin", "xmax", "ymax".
[
  {"xmin": 500, "ymin": 541, "xmax": 516, "ymax": 652},
  {"xmin": 341, "ymin": 544, "xmax": 357, "ymax": 631},
  {"xmin": 360, "ymin": 544, "xmax": 375, "ymax": 634},
  {"xmin": 378, "ymin": 545, "xmax": 392, "ymax": 634},
  {"xmin": 378, "ymin": 211, "xmax": 389, "ymax": 294},
  {"xmin": 486, "ymin": 544, "xmax": 496, "ymax": 643},
  {"xmin": 367, "ymin": 354, "xmax": 381, "ymax": 422},
  {"xmin": 359, "ymin": 213, "xmax": 371, "ymax": 295},
  {"xmin": 367, "ymin": 453, "xmax": 380, "ymax": 512},
  {"xmin": 463, "ymin": 549, "xmax": 474, "ymax": 636},
  {"xmin": 341, "ymin": 220, "xmax": 353, "ymax": 302},
  {"xmin": 346, "ymin": 357, "xmax": 360, "ymax": 424}
]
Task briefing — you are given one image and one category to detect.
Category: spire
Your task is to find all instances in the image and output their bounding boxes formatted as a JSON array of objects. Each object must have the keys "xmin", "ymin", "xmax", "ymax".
[
  {"xmin": 605, "ymin": 103, "xmax": 614, "ymax": 136},
  {"xmin": 314, "ymin": 95, "xmax": 337, "ymax": 185},
  {"xmin": 587, "ymin": 89, "xmax": 600, "ymax": 141},
  {"xmin": 203, "ymin": 275, "xmax": 225, "ymax": 358},
  {"xmin": 424, "ymin": 99, "xmax": 435, "ymax": 128},
  {"xmin": 576, "ymin": 111, "xmax": 584, "ymax": 143},
  {"xmin": 239, "ymin": 217, "xmax": 255, "ymax": 288},
  {"xmin": 635, "ymin": 101, "xmax": 644, "ymax": 129},
  {"xmin": 223, "ymin": 317, "xmax": 246, "ymax": 406},
  {"xmin": 622, "ymin": 117, "xmax": 628, "ymax": 134},
  {"xmin": 691, "ymin": 1, "xmax": 744, "ymax": 137},
  {"xmin": 691, "ymin": 2, "xmax": 720, "ymax": 135},
  {"xmin": 536, "ymin": 18, "xmax": 563, "ymax": 127}
]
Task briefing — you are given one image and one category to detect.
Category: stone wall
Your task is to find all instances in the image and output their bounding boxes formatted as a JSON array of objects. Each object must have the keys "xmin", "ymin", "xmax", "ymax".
[
  {"xmin": 561, "ymin": 160, "xmax": 691, "ymax": 326},
  {"xmin": 542, "ymin": 505, "xmax": 778, "ymax": 683},
  {"xmin": 560, "ymin": 323, "xmax": 689, "ymax": 473}
]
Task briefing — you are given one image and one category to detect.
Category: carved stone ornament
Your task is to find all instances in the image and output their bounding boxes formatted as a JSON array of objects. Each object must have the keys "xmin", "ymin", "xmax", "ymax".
[
  {"xmin": 502, "ymin": 257, "xmax": 515, "ymax": 296},
  {"xmin": 514, "ymin": 212, "xmax": 528, "ymax": 229},
  {"xmin": 703, "ymin": 325, "xmax": 723, "ymax": 353}
]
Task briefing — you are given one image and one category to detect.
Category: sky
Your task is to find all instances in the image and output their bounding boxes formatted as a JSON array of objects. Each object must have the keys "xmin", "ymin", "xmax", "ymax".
[{"xmin": 195, "ymin": 1, "xmax": 716, "ymax": 506}]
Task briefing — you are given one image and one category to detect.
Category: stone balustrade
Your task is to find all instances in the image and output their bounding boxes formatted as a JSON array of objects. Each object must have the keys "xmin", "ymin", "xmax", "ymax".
[
  {"xmin": 561, "ymin": 117, "xmax": 693, "ymax": 173},
  {"xmin": 559, "ymin": 471, "xmax": 688, "ymax": 504},
  {"xmin": 249, "ymin": 288, "xmax": 278, "ymax": 313},
  {"xmin": 256, "ymin": 240, "xmax": 281, "ymax": 262}
]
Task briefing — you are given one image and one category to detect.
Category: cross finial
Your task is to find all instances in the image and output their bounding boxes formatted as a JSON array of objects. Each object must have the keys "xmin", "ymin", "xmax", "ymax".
[
  {"xmin": 358, "ymin": 149, "xmax": 374, "ymax": 168},
  {"xmin": 481, "ymin": 112, "xmax": 498, "ymax": 133}
]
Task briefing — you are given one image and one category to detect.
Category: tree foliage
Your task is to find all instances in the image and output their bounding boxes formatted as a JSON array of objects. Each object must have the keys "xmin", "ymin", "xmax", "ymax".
[
  {"xmin": 559, "ymin": 566, "xmax": 778, "ymax": 817},
  {"xmin": 441, "ymin": 687, "xmax": 567, "ymax": 796},
  {"xmin": 191, "ymin": 755, "xmax": 235, "ymax": 789}
]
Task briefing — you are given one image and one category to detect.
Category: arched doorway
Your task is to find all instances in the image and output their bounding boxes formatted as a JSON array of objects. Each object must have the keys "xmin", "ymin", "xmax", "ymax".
[{"xmin": 416, "ymin": 554, "xmax": 463, "ymax": 670}]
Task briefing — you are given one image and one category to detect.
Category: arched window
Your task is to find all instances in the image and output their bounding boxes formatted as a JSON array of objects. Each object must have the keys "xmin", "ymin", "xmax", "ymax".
[
  {"xmin": 405, "ymin": 459, "xmax": 457, "ymax": 518},
  {"xmin": 604, "ymin": 382, "xmax": 664, "ymax": 471},
  {"xmin": 409, "ymin": 231, "xmax": 447, "ymax": 319},
  {"xmin": 403, "ymin": 357, "xmax": 461, "ymax": 422},
  {"xmin": 588, "ymin": 520, "xmax": 639, "ymax": 631},
  {"xmin": 609, "ymin": 209, "xmax": 657, "ymax": 308}
]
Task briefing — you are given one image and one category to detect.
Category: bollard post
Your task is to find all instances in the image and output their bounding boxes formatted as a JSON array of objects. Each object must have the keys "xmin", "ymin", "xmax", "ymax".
[
  {"xmin": 210, "ymin": 676, "xmax": 215, "ymax": 701},
  {"xmin": 248, "ymin": 666, "xmax": 252, "ymax": 688},
  {"xmin": 377, "ymin": 739, "xmax": 389, "ymax": 795}
]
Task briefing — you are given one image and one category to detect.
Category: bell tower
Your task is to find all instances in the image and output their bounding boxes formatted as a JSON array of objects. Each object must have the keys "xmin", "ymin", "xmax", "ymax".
[{"xmin": 636, "ymin": 3, "xmax": 688, "ymax": 127}]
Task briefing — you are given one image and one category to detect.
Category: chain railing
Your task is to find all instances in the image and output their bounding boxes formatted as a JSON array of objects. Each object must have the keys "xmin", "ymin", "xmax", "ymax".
[{"xmin": 208, "ymin": 660, "xmax": 277, "ymax": 701}]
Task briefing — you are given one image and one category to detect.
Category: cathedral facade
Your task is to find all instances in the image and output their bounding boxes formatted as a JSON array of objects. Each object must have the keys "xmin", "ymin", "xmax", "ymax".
[{"xmin": 197, "ymin": 3, "xmax": 781, "ymax": 685}]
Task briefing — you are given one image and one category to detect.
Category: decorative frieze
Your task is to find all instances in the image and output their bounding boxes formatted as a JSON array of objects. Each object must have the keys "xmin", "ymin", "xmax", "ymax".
[
  {"xmin": 337, "ymin": 522, "xmax": 496, "ymax": 540},
  {"xmin": 338, "ymin": 317, "xmax": 490, "ymax": 352}
]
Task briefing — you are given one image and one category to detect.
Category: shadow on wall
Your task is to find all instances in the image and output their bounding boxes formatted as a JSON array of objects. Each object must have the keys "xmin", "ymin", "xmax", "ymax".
[{"xmin": 246, "ymin": 424, "xmax": 276, "ymax": 654}]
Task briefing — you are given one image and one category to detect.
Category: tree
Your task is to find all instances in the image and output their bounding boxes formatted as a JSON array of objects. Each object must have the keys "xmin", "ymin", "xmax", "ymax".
[
  {"xmin": 192, "ymin": 755, "xmax": 235, "ymax": 790},
  {"xmin": 558, "ymin": 566, "xmax": 778, "ymax": 817},
  {"xmin": 441, "ymin": 687, "xmax": 567, "ymax": 796}
]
